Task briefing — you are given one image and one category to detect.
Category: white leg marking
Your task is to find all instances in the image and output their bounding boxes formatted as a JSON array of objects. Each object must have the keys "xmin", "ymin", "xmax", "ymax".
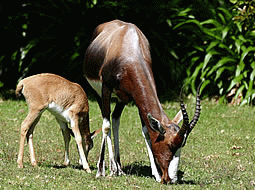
[
  {"xmin": 70, "ymin": 119, "xmax": 91, "ymax": 172},
  {"xmin": 168, "ymin": 148, "xmax": 181, "ymax": 183},
  {"xmin": 142, "ymin": 126, "xmax": 161, "ymax": 182},
  {"xmin": 96, "ymin": 137, "xmax": 106, "ymax": 178},
  {"xmin": 28, "ymin": 134, "xmax": 37, "ymax": 166},
  {"xmin": 97, "ymin": 118, "xmax": 116, "ymax": 177},
  {"xmin": 56, "ymin": 118, "xmax": 71, "ymax": 166},
  {"xmin": 103, "ymin": 118, "xmax": 119, "ymax": 176},
  {"xmin": 102, "ymin": 118, "xmax": 111, "ymax": 137}
]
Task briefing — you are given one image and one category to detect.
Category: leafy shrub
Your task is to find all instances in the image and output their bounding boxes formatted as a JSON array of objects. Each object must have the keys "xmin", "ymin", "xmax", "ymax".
[
  {"xmin": 175, "ymin": 7, "xmax": 255, "ymax": 105},
  {"xmin": 231, "ymin": 0, "xmax": 255, "ymax": 30}
]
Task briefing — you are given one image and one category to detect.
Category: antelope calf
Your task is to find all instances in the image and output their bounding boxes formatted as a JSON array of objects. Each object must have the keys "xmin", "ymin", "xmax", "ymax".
[{"xmin": 16, "ymin": 73, "xmax": 100, "ymax": 172}]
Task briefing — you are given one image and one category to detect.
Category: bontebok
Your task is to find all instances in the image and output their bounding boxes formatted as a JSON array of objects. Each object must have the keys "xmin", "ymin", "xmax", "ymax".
[{"xmin": 84, "ymin": 20, "xmax": 201, "ymax": 184}]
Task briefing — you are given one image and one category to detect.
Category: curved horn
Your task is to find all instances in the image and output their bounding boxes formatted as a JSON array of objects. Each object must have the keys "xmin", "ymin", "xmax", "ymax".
[
  {"xmin": 177, "ymin": 88, "xmax": 190, "ymax": 138},
  {"xmin": 180, "ymin": 99, "xmax": 189, "ymax": 127},
  {"xmin": 176, "ymin": 82, "xmax": 203, "ymax": 147},
  {"xmin": 189, "ymin": 82, "xmax": 202, "ymax": 129}
]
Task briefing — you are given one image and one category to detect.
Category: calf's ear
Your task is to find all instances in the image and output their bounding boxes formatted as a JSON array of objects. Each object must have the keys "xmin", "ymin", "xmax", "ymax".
[{"xmin": 147, "ymin": 113, "xmax": 165, "ymax": 135}]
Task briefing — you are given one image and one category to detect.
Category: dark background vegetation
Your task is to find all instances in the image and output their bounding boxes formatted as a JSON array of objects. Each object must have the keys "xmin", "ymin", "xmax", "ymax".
[{"xmin": 1, "ymin": 0, "xmax": 255, "ymax": 104}]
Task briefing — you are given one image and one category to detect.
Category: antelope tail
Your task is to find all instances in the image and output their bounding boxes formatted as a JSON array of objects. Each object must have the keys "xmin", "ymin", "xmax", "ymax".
[{"xmin": 16, "ymin": 81, "xmax": 24, "ymax": 97}]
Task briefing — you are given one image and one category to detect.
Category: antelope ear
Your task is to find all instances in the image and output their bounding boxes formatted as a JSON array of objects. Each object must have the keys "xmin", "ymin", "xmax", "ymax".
[
  {"xmin": 91, "ymin": 128, "xmax": 102, "ymax": 139},
  {"xmin": 147, "ymin": 114, "xmax": 166, "ymax": 135},
  {"xmin": 172, "ymin": 109, "xmax": 183, "ymax": 124}
]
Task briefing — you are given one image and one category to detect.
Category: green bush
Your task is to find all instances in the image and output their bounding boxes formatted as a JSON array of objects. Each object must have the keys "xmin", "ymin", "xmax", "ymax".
[
  {"xmin": 175, "ymin": 7, "xmax": 255, "ymax": 105},
  {"xmin": 231, "ymin": 0, "xmax": 255, "ymax": 30}
]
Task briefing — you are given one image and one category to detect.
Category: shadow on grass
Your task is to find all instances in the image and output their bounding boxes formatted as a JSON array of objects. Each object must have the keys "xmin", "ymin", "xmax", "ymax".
[
  {"xmin": 123, "ymin": 161, "xmax": 153, "ymax": 178},
  {"xmin": 50, "ymin": 164, "xmax": 97, "ymax": 171},
  {"xmin": 123, "ymin": 161, "xmax": 196, "ymax": 185},
  {"xmin": 49, "ymin": 161, "xmax": 196, "ymax": 185}
]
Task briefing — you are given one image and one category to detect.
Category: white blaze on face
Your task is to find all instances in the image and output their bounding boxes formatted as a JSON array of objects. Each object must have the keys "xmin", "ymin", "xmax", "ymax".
[
  {"xmin": 142, "ymin": 126, "xmax": 161, "ymax": 182},
  {"xmin": 168, "ymin": 148, "xmax": 181, "ymax": 183}
]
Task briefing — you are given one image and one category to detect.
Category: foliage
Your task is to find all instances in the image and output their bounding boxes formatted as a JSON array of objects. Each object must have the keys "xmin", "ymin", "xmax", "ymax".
[
  {"xmin": 0, "ymin": 0, "xmax": 232, "ymax": 100},
  {"xmin": 1, "ymin": 100, "xmax": 255, "ymax": 189},
  {"xmin": 175, "ymin": 7, "xmax": 255, "ymax": 105},
  {"xmin": 3, "ymin": 0, "xmax": 255, "ymax": 105},
  {"xmin": 230, "ymin": 0, "xmax": 255, "ymax": 30},
  {"xmin": 0, "ymin": 1, "xmax": 97, "ymax": 89}
]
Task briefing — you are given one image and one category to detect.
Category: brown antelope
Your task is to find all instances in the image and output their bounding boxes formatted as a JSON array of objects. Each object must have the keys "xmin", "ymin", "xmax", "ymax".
[
  {"xmin": 83, "ymin": 20, "xmax": 201, "ymax": 184},
  {"xmin": 16, "ymin": 73, "xmax": 101, "ymax": 172}
]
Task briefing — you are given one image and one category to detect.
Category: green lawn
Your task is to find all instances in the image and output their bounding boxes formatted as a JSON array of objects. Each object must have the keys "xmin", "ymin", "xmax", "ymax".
[{"xmin": 0, "ymin": 98, "xmax": 254, "ymax": 189}]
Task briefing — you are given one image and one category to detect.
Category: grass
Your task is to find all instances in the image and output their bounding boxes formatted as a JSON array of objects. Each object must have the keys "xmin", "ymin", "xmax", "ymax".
[{"xmin": 0, "ymin": 97, "xmax": 255, "ymax": 189}]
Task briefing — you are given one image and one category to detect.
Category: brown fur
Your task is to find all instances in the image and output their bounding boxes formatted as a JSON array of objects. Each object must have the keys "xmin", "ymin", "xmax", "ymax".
[
  {"xmin": 16, "ymin": 73, "xmax": 101, "ymax": 172},
  {"xmin": 84, "ymin": 20, "xmax": 201, "ymax": 183}
]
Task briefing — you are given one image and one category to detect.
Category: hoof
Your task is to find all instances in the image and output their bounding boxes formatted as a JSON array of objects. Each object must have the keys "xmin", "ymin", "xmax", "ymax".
[
  {"xmin": 31, "ymin": 161, "xmax": 38, "ymax": 167},
  {"xmin": 17, "ymin": 159, "xmax": 24, "ymax": 168},
  {"xmin": 110, "ymin": 169, "xmax": 125, "ymax": 176},
  {"xmin": 109, "ymin": 160, "xmax": 125, "ymax": 176},
  {"xmin": 63, "ymin": 161, "xmax": 70, "ymax": 167},
  {"xmin": 85, "ymin": 168, "xmax": 92, "ymax": 173},
  {"xmin": 17, "ymin": 164, "xmax": 24, "ymax": 168},
  {"xmin": 96, "ymin": 171, "xmax": 105, "ymax": 178}
]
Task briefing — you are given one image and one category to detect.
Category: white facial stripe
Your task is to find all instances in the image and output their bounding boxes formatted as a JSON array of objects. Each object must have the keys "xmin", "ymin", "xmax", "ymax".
[
  {"xmin": 142, "ymin": 126, "xmax": 161, "ymax": 182},
  {"xmin": 168, "ymin": 148, "xmax": 181, "ymax": 183}
]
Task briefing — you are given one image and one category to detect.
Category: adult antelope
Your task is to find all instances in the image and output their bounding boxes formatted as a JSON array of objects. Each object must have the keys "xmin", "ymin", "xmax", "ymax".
[
  {"xmin": 16, "ymin": 73, "xmax": 101, "ymax": 172},
  {"xmin": 84, "ymin": 20, "xmax": 201, "ymax": 184}
]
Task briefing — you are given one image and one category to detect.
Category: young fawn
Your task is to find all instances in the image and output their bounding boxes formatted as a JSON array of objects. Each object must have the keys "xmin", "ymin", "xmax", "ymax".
[{"xmin": 16, "ymin": 73, "xmax": 101, "ymax": 172}]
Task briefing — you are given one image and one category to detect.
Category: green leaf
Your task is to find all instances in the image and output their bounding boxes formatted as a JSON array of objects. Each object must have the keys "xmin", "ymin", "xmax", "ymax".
[
  {"xmin": 173, "ymin": 19, "xmax": 201, "ymax": 30},
  {"xmin": 207, "ymin": 57, "xmax": 236, "ymax": 77},
  {"xmin": 215, "ymin": 66, "xmax": 235, "ymax": 81},
  {"xmin": 234, "ymin": 38, "xmax": 242, "ymax": 54},
  {"xmin": 236, "ymin": 62, "xmax": 245, "ymax": 76},
  {"xmin": 203, "ymin": 50, "xmax": 218, "ymax": 71},
  {"xmin": 189, "ymin": 62, "xmax": 204, "ymax": 95},
  {"xmin": 251, "ymin": 61, "xmax": 255, "ymax": 69},
  {"xmin": 206, "ymin": 41, "xmax": 219, "ymax": 52},
  {"xmin": 240, "ymin": 99, "xmax": 248, "ymax": 106},
  {"xmin": 240, "ymin": 47, "xmax": 255, "ymax": 63},
  {"xmin": 250, "ymin": 66, "xmax": 255, "ymax": 81},
  {"xmin": 238, "ymin": 34, "xmax": 247, "ymax": 42},
  {"xmin": 202, "ymin": 28, "xmax": 222, "ymax": 41},
  {"xmin": 222, "ymin": 26, "xmax": 230, "ymax": 41},
  {"xmin": 236, "ymin": 22, "xmax": 242, "ymax": 32},
  {"xmin": 234, "ymin": 85, "xmax": 244, "ymax": 100},
  {"xmin": 218, "ymin": 12, "xmax": 226, "ymax": 25},
  {"xmin": 230, "ymin": 0, "xmax": 237, "ymax": 4},
  {"xmin": 227, "ymin": 74, "xmax": 244, "ymax": 91},
  {"xmin": 201, "ymin": 19, "xmax": 222, "ymax": 29},
  {"xmin": 177, "ymin": 8, "xmax": 192, "ymax": 17},
  {"xmin": 199, "ymin": 79, "xmax": 210, "ymax": 93},
  {"xmin": 170, "ymin": 50, "xmax": 179, "ymax": 60},
  {"xmin": 218, "ymin": 7, "xmax": 233, "ymax": 21}
]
